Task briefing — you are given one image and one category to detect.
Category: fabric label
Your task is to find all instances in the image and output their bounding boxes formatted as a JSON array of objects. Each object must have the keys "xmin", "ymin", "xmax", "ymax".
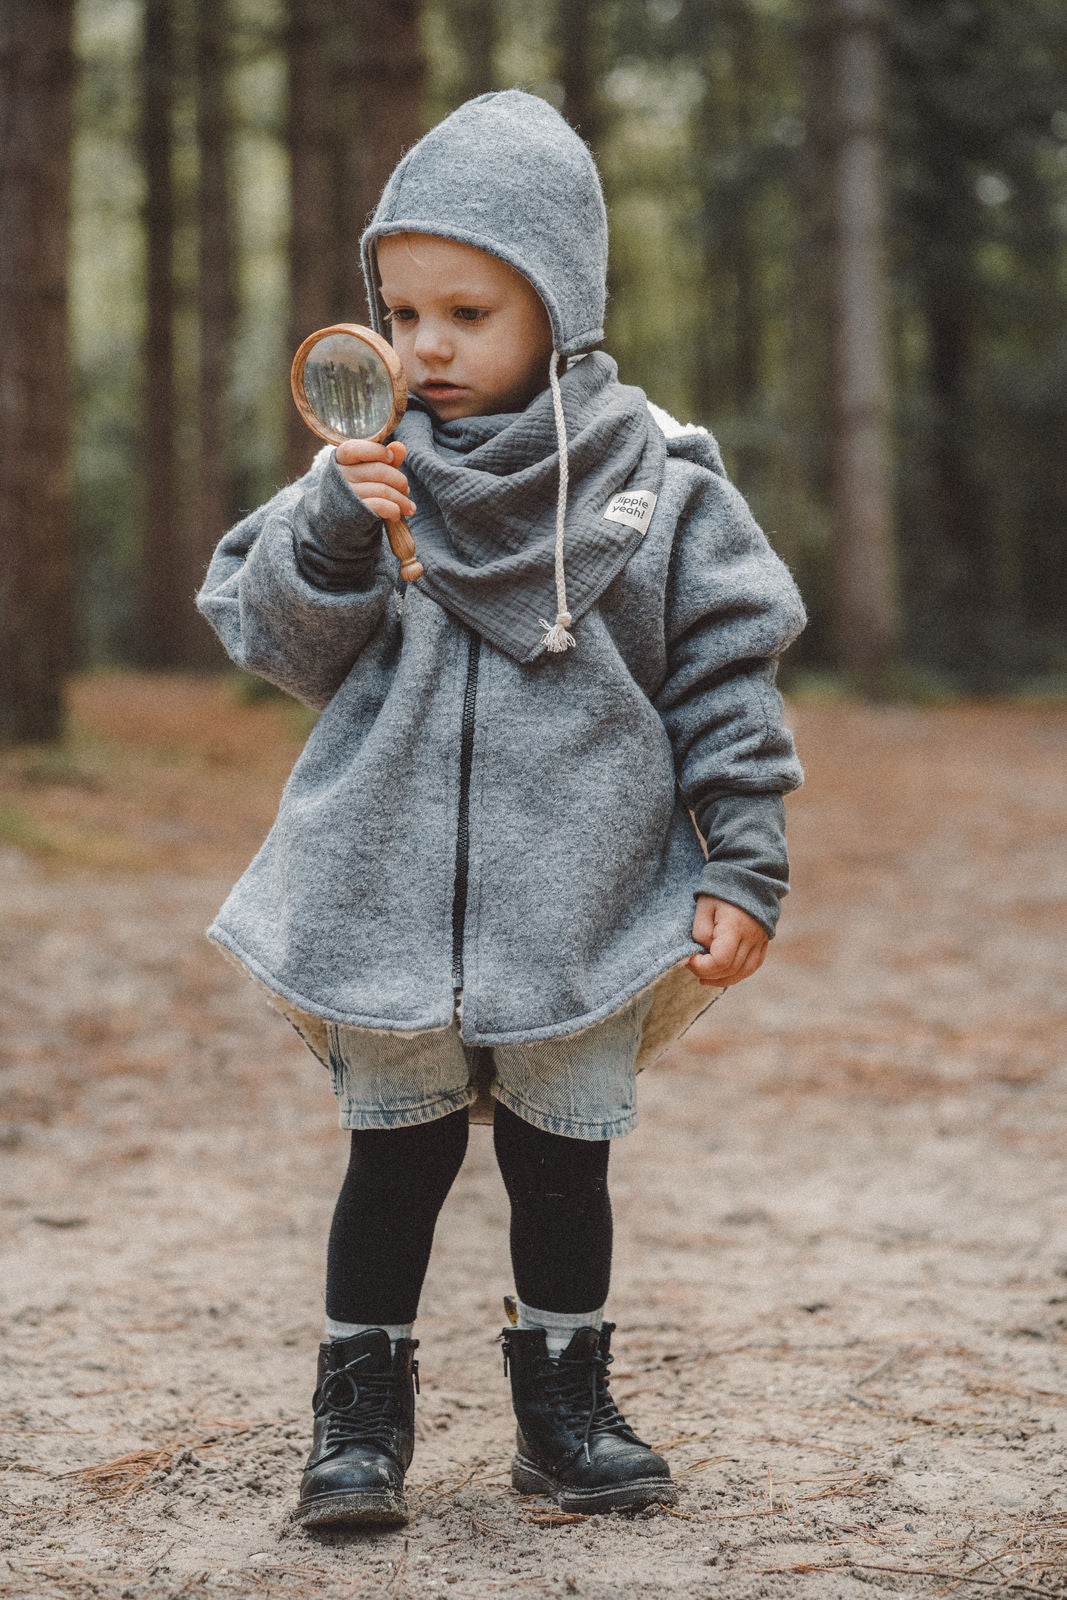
[{"xmin": 603, "ymin": 489, "xmax": 658, "ymax": 536}]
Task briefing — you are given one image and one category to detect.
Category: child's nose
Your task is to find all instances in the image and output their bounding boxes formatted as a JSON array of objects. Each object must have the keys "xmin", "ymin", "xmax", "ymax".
[{"xmin": 413, "ymin": 319, "xmax": 452, "ymax": 363}]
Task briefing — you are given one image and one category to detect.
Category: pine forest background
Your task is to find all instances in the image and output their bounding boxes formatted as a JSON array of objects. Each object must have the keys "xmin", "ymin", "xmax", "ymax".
[{"xmin": 3, "ymin": 0, "xmax": 1067, "ymax": 741}]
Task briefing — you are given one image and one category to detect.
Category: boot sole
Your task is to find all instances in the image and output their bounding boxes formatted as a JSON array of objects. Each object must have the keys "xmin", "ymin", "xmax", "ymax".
[
  {"xmin": 512, "ymin": 1454, "xmax": 678, "ymax": 1514},
  {"xmin": 294, "ymin": 1488, "xmax": 409, "ymax": 1528}
]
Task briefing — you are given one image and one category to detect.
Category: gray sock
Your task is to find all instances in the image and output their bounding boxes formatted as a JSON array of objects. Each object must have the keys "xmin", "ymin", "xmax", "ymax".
[
  {"xmin": 324, "ymin": 1317, "xmax": 414, "ymax": 1353},
  {"xmin": 516, "ymin": 1298, "xmax": 604, "ymax": 1358}
]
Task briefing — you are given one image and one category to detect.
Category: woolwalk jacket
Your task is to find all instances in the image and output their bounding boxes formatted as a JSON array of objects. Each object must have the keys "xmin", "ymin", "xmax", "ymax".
[{"xmin": 195, "ymin": 412, "xmax": 805, "ymax": 1056}]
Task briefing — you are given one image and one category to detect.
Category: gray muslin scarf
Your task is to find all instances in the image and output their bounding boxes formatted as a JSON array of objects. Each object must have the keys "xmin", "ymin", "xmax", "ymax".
[{"xmin": 396, "ymin": 352, "xmax": 667, "ymax": 664}]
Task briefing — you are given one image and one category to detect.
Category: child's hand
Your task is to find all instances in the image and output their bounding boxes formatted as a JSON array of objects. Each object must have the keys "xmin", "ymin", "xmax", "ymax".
[
  {"xmin": 334, "ymin": 439, "xmax": 417, "ymax": 522},
  {"xmin": 688, "ymin": 896, "xmax": 768, "ymax": 987}
]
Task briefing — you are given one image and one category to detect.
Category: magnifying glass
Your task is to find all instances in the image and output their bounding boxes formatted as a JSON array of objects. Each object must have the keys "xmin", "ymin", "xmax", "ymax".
[{"xmin": 291, "ymin": 324, "xmax": 423, "ymax": 581}]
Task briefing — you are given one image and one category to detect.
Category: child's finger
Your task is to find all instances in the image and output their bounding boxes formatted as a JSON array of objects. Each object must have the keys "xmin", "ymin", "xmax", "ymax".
[
  {"xmin": 687, "ymin": 950, "xmax": 733, "ymax": 985},
  {"xmin": 689, "ymin": 924, "xmax": 757, "ymax": 980},
  {"xmin": 688, "ymin": 930, "xmax": 767, "ymax": 986},
  {"xmin": 707, "ymin": 929, "xmax": 745, "ymax": 977},
  {"xmin": 338, "ymin": 459, "xmax": 413, "ymax": 496},
  {"xmin": 353, "ymin": 483, "xmax": 416, "ymax": 518},
  {"xmin": 733, "ymin": 942, "xmax": 766, "ymax": 981},
  {"xmin": 360, "ymin": 493, "xmax": 411, "ymax": 522},
  {"xmin": 687, "ymin": 935, "xmax": 738, "ymax": 980},
  {"xmin": 334, "ymin": 439, "xmax": 409, "ymax": 471},
  {"xmin": 335, "ymin": 439, "xmax": 394, "ymax": 466},
  {"xmin": 337, "ymin": 458, "xmax": 411, "ymax": 490},
  {"xmin": 351, "ymin": 489, "xmax": 415, "ymax": 528},
  {"xmin": 349, "ymin": 483, "xmax": 417, "ymax": 516},
  {"xmin": 342, "ymin": 467, "xmax": 412, "ymax": 499},
  {"xmin": 339, "ymin": 475, "xmax": 416, "ymax": 515},
  {"xmin": 688, "ymin": 953, "xmax": 742, "ymax": 987},
  {"xmin": 691, "ymin": 897, "xmax": 718, "ymax": 948}
]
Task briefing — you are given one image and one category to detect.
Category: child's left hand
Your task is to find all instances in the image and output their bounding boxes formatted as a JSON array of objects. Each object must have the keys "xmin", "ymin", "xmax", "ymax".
[{"xmin": 688, "ymin": 896, "xmax": 768, "ymax": 987}]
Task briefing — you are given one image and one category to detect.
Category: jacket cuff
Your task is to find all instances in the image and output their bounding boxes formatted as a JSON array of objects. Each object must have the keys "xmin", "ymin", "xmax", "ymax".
[
  {"xmin": 693, "ymin": 792, "xmax": 789, "ymax": 938},
  {"xmin": 293, "ymin": 450, "xmax": 384, "ymax": 592}
]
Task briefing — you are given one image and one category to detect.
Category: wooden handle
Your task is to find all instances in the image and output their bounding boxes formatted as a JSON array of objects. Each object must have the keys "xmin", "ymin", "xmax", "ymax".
[{"xmin": 386, "ymin": 515, "xmax": 423, "ymax": 582}]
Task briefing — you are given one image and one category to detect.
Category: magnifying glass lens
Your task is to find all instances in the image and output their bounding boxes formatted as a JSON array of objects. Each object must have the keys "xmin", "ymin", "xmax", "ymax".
[{"xmin": 303, "ymin": 334, "xmax": 395, "ymax": 439}]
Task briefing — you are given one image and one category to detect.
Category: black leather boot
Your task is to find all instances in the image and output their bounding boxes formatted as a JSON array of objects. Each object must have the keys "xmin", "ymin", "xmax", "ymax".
[
  {"xmin": 295, "ymin": 1328, "xmax": 419, "ymax": 1528},
  {"xmin": 500, "ymin": 1323, "xmax": 677, "ymax": 1513}
]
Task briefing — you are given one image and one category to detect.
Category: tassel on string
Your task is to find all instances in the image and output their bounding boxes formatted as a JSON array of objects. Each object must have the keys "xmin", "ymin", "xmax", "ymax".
[{"xmin": 540, "ymin": 611, "xmax": 576, "ymax": 652}]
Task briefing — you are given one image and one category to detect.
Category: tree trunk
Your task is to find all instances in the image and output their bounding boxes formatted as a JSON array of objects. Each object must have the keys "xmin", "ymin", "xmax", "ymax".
[
  {"xmin": 285, "ymin": 0, "xmax": 336, "ymax": 481},
  {"xmin": 826, "ymin": 0, "xmax": 898, "ymax": 682},
  {"xmin": 917, "ymin": 172, "xmax": 988, "ymax": 680},
  {"xmin": 799, "ymin": 0, "xmax": 836, "ymax": 507},
  {"xmin": 726, "ymin": 0, "xmax": 761, "ymax": 486},
  {"xmin": 686, "ymin": 0, "xmax": 728, "ymax": 428},
  {"xmin": 451, "ymin": 0, "xmax": 498, "ymax": 102},
  {"xmin": 558, "ymin": 0, "xmax": 600, "ymax": 150},
  {"xmin": 895, "ymin": 5, "xmax": 991, "ymax": 685},
  {"xmin": 336, "ymin": 0, "xmax": 427, "ymax": 322},
  {"xmin": 0, "ymin": 0, "xmax": 75, "ymax": 742},
  {"xmin": 192, "ymin": 0, "xmax": 237, "ymax": 661},
  {"xmin": 140, "ymin": 0, "xmax": 183, "ymax": 667}
]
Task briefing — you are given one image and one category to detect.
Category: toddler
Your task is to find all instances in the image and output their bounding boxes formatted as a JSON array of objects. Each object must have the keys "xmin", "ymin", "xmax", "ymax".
[{"xmin": 197, "ymin": 91, "xmax": 805, "ymax": 1527}]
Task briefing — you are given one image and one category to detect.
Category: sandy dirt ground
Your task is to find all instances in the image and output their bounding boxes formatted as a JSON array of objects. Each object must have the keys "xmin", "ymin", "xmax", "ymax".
[{"xmin": 1, "ymin": 676, "xmax": 1065, "ymax": 1600}]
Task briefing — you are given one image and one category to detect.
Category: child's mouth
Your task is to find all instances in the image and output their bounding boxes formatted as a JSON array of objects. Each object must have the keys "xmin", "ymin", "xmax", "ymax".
[{"xmin": 419, "ymin": 381, "xmax": 467, "ymax": 402}]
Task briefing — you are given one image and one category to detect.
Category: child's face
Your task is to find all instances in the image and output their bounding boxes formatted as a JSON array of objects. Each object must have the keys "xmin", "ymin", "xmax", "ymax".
[{"xmin": 375, "ymin": 234, "xmax": 555, "ymax": 421}]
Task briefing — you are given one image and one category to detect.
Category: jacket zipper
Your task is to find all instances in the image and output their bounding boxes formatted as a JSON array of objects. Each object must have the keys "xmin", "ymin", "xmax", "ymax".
[{"xmin": 451, "ymin": 630, "xmax": 481, "ymax": 990}]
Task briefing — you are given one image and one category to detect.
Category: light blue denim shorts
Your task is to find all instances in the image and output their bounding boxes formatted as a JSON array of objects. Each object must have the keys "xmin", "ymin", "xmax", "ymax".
[{"xmin": 325, "ymin": 993, "xmax": 652, "ymax": 1140}]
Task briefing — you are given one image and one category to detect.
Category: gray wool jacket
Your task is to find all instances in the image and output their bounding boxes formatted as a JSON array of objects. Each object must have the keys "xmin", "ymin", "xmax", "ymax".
[{"xmin": 196, "ymin": 410, "xmax": 805, "ymax": 1054}]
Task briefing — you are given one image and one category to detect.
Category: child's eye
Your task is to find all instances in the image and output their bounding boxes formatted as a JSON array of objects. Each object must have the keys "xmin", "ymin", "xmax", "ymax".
[
  {"xmin": 454, "ymin": 307, "xmax": 488, "ymax": 324},
  {"xmin": 385, "ymin": 307, "xmax": 416, "ymax": 323}
]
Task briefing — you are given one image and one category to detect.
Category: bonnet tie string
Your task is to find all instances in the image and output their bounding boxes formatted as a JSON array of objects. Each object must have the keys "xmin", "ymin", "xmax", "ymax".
[{"xmin": 540, "ymin": 349, "xmax": 576, "ymax": 653}]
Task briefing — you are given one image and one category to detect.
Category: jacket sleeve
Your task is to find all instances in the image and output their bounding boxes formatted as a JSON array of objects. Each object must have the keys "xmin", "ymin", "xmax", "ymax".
[
  {"xmin": 195, "ymin": 447, "xmax": 394, "ymax": 710},
  {"xmin": 654, "ymin": 458, "xmax": 806, "ymax": 936}
]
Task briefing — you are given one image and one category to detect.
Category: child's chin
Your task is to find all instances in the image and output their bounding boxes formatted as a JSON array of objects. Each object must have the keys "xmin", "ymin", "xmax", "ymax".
[{"xmin": 426, "ymin": 397, "xmax": 478, "ymax": 422}]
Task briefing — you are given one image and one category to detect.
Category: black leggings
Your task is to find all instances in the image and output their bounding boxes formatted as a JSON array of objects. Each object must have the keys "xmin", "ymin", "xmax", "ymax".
[{"xmin": 325, "ymin": 1101, "xmax": 612, "ymax": 1326}]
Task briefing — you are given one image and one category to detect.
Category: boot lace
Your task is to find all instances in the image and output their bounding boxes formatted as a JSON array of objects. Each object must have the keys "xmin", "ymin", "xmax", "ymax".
[
  {"xmin": 503, "ymin": 1332, "xmax": 642, "ymax": 1464},
  {"xmin": 559, "ymin": 1343, "xmax": 642, "ymax": 1461},
  {"xmin": 312, "ymin": 1352, "xmax": 418, "ymax": 1454}
]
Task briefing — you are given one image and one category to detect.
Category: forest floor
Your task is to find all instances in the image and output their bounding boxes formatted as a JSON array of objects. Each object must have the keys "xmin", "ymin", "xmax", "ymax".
[{"xmin": 1, "ymin": 674, "xmax": 1065, "ymax": 1600}]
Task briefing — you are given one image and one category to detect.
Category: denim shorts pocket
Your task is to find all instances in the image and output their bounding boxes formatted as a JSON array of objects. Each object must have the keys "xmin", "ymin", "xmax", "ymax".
[{"xmin": 325, "ymin": 1020, "xmax": 474, "ymax": 1128}]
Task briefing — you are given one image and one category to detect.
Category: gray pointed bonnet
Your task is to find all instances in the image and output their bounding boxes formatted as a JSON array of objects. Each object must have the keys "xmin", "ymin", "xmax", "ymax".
[{"xmin": 360, "ymin": 90, "xmax": 608, "ymax": 358}]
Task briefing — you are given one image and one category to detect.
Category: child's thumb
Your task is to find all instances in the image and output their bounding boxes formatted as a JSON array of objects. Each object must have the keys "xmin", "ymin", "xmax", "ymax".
[{"xmin": 691, "ymin": 894, "xmax": 718, "ymax": 947}]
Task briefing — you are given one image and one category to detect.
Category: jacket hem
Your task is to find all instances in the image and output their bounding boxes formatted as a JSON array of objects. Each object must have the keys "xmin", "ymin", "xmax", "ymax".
[
  {"xmin": 462, "ymin": 940, "xmax": 703, "ymax": 1045},
  {"xmin": 206, "ymin": 925, "xmax": 455, "ymax": 1034},
  {"xmin": 207, "ymin": 924, "xmax": 706, "ymax": 1048}
]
